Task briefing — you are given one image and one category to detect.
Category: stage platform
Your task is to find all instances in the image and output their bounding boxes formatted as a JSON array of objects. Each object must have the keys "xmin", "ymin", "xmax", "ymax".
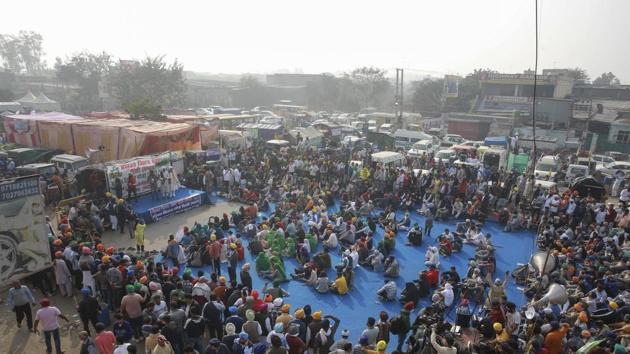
[
  {"xmin": 133, "ymin": 188, "xmax": 208, "ymax": 223},
  {"xmin": 157, "ymin": 201, "xmax": 535, "ymax": 345}
]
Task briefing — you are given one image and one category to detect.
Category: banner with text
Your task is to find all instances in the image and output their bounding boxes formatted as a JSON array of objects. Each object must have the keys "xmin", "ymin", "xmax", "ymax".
[
  {"xmin": 0, "ymin": 176, "xmax": 52, "ymax": 284},
  {"xmin": 147, "ymin": 193, "xmax": 204, "ymax": 222},
  {"xmin": 105, "ymin": 152, "xmax": 177, "ymax": 196}
]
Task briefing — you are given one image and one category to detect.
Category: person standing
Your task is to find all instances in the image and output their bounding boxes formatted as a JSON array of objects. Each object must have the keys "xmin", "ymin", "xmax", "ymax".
[
  {"xmin": 79, "ymin": 330, "xmax": 98, "ymax": 354},
  {"xmin": 77, "ymin": 288, "xmax": 100, "ymax": 335},
  {"xmin": 33, "ymin": 298, "xmax": 70, "ymax": 354},
  {"xmin": 6, "ymin": 280, "xmax": 36, "ymax": 330},
  {"xmin": 148, "ymin": 170, "xmax": 159, "ymax": 201},
  {"xmin": 121, "ymin": 285, "xmax": 145, "ymax": 342},
  {"xmin": 135, "ymin": 218, "xmax": 146, "ymax": 253},
  {"xmin": 227, "ymin": 243, "xmax": 239, "ymax": 284},
  {"xmin": 53, "ymin": 251, "xmax": 73, "ymax": 297},
  {"xmin": 95, "ymin": 322, "xmax": 116, "ymax": 354},
  {"xmin": 166, "ymin": 235, "xmax": 181, "ymax": 268},
  {"xmin": 127, "ymin": 172, "xmax": 137, "ymax": 201}
]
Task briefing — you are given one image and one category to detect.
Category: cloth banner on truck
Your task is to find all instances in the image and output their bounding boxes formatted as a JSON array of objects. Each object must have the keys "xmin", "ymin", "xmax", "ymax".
[
  {"xmin": 0, "ymin": 177, "xmax": 52, "ymax": 284},
  {"xmin": 147, "ymin": 192, "xmax": 204, "ymax": 222},
  {"xmin": 105, "ymin": 152, "xmax": 174, "ymax": 196}
]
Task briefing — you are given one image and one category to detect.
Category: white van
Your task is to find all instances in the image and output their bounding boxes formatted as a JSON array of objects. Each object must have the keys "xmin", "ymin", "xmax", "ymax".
[
  {"xmin": 433, "ymin": 149, "xmax": 456, "ymax": 165},
  {"xmin": 534, "ymin": 155, "xmax": 560, "ymax": 178},
  {"xmin": 407, "ymin": 139, "xmax": 435, "ymax": 157},
  {"xmin": 372, "ymin": 151, "xmax": 405, "ymax": 167},
  {"xmin": 379, "ymin": 123, "xmax": 394, "ymax": 135},
  {"xmin": 565, "ymin": 164, "xmax": 589, "ymax": 182},
  {"xmin": 393, "ymin": 130, "xmax": 437, "ymax": 150},
  {"xmin": 51, "ymin": 154, "xmax": 89, "ymax": 175},
  {"xmin": 367, "ymin": 120, "xmax": 378, "ymax": 132}
]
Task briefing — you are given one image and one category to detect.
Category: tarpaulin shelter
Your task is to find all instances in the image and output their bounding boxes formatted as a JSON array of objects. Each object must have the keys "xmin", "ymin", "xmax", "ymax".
[
  {"xmin": 1, "ymin": 113, "xmax": 201, "ymax": 161},
  {"xmin": 570, "ymin": 176, "xmax": 606, "ymax": 200},
  {"xmin": 2, "ymin": 112, "xmax": 84, "ymax": 147}
]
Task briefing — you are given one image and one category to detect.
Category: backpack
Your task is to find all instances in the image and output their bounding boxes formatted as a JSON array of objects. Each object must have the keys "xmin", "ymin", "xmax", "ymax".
[{"xmin": 389, "ymin": 315, "xmax": 405, "ymax": 335}]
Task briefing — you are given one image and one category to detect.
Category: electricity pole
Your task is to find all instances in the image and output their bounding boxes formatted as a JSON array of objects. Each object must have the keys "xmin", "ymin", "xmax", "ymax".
[{"xmin": 395, "ymin": 68, "xmax": 404, "ymax": 128}]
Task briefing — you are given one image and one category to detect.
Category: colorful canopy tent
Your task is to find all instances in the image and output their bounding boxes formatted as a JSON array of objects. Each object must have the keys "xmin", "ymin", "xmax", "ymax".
[
  {"xmin": 2, "ymin": 112, "xmax": 83, "ymax": 147},
  {"xmin": 1, "ymin": 113, "xmax": 202, "ymax": 161}
]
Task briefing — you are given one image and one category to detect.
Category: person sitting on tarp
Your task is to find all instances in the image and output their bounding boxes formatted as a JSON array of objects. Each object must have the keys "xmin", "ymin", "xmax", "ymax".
[
  {"xmin": 377, "ymin": 279, "xmax": 397, "ymax": 302},
  {"xmin": 312, "ymin": 247, "xmax": 332, "ymax": 271},
  {"xmin": 406, "ymin": 224, "xmax": 423, "ymax": 246},
  {"xmin": 384, "ymin": 256, "xmax": 400, "ymax": 278},
  {"xmin": 361, "ymin": 249, "xmax": 384, "ymax": 272},
  {"xmin": 378, "ymin": 231, "xmax": 396, "ymax": 256},
  {"xmin": 263, "ymin": 280, "xmax": 290, "ymax": 300},
  {"xmin": 329, "ymin": 270, "xmax": 348, "ymax": 295},
  {"xmin": 400, "ymin": 282, "xmax": 421, "ymax": 306},
  {"xmin": 291, "ymin": 263, "xmax": 317, "ymax": 286}
]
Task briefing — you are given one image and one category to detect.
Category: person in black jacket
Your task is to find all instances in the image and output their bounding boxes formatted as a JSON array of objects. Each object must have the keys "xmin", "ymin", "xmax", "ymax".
[
  {"xmin": 203, "ymin": 294, "xmax": 225, "ymax": 340},
  {"xmin": 240, "ymin": 263, "xmax": 253, "ymax": 292},
  {"xmin": 77, "ymin": 287, "xmax": 100, "ymax": 335},
  {"xmin": 184, "ymin": 307, "xmax": 205, "ymax": 353}
]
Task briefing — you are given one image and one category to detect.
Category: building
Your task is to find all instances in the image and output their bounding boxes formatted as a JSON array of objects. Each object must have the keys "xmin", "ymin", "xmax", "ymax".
[
  {"xmin": 584, "ymin": 100, "xmax": 630, "ymax": 154},
  {"xmin": 477, "ymin": 70, "xmax": 575, "ymax": 128},
  {"xmin": 266, "ymin": 73, "xmax": 326, "ymax": 87}
]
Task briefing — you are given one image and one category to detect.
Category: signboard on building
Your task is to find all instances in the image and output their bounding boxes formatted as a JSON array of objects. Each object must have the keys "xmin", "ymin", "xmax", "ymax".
[
  {"xmin": 443, "ymin": 75, "xmax": 460, "ymax": 98},
  {"xmin": 480, "ymin": 72, "xmax": 553, "ymax": 84},
  {"xmin": 485, "ymin": 96, "xmax": 532, "ymax": 103},
  {"xmin": 0, "ymin": 176, "xmax": 52, "ymax": 285}
]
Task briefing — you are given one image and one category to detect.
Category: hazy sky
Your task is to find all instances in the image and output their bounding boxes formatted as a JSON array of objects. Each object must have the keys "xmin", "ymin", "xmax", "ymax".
[{"xmin": 3, "ymin": 0, "xmax": 629, "ymax": 82}]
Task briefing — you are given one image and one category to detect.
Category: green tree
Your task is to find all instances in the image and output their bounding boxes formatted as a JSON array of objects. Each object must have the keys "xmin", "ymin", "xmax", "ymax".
[
  {"xmin": 566, "ymin": 67, "xmax": 589, "ymax": 83},
  {"xmin": 411, "ymin": 78, "xmax": 443, "ymax": 113},
  {"xmin": 109, "ymin": 55, "xmax": 185, "ymax": 118},
  {"xmin": 0, "ymin": 31, "xmax": 45, "ymax": 73},
  {"xmin": 593, "ymin": 72, "xmax": 620, "ymax": 86},
  {"xmin": 349, "ymin": 66, "xmax": 390, "ymax": 109},
  {"xmin": 55, "ymin": 51, "xmax": 114, "ymax": 111},
  {"xmin": 239, "ymin": 74, "xmax": 260, "ymax": 88}
]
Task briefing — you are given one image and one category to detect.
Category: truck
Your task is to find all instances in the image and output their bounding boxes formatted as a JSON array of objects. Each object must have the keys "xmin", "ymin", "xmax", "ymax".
[{"xmin": 0, "ymin": 176, "xmax": 53, "ymax": 285}]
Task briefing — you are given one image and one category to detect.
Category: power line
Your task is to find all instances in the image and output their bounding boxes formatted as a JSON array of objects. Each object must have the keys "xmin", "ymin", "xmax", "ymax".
[{"xmin": 532, "ymin": 0, "xmax": 539, "ymax": 165}]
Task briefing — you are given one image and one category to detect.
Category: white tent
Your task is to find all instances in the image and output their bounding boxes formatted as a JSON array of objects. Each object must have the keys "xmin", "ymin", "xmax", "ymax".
[
  {"xmin": 18, "ymin": 92, "xmax": 60, "ymax": 111},
  {"xmin": 17, "ymin": 91, "xmax": 37, "ymax": 104},
  {"xmin": 372, "ymin": 151, "xmax": 404, "ymax": 164}
]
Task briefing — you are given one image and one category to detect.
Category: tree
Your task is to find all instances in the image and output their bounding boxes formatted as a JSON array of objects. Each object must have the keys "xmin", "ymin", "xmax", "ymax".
[
  {"xmin": 566, "ymin": 67, "xmax": 589, "ymax": 83},
  {"xmin": 593, "ymin": 72, "xmax": 620, "ymax": 86},
  {"xmin": 0, "ymin": 89, "xmax": 14, "ymax": 102},
  {"xmin": 109, "ymin": 55, "xmax": 185, "ymax": 118},
  {"xmin": 349, "ymin": 67, "xmax": 390, "ymax": 109},
  {"xmin": 55, "ymin": 51, "xmax": 114, "ymax": 111},
  {"xmin": 239, "ymin": 75, "xmax": 260, "ymax": 88},
  {"xmin": 0, "ymin": 31, "xmax": 45, "ymax": 73},
  {"xmin": 411, "ymin": 78, "xmax": 443, "ymax": 113}
]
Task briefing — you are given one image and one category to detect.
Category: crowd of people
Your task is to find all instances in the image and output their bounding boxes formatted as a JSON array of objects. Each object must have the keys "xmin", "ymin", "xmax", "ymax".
[{"xmin": 5, "ymin": 138, "xmax": 630, "ymax": 354}]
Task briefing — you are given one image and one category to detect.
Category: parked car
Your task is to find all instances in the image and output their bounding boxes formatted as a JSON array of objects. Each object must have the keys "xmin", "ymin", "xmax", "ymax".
[
  {"xmin": 591, "ymin": 154, "xmax": 615, "ymax": 169},
  {"xmin": 565, "ymin": 164, "xmax": 590, "ymax": 182},
  {"xmin": 596, "ymin": 161, "xmax": 630, "ymax": 177},
  {"xmin": 16, "ymin": 163, "xmax": 55, "ymax": 178},
  {"xmin": 50, "ymin": 154, "xmax": 89, "ymax": 176},
  {"xmin": 433, "ymin": 149, "xmax": 456, "ymax": 165},
  {"xmin": 342, "ymin": 136, "xmax": 372, "ymax": 151},
  {"xmin": 440, "ymin": 134, "xmax": 465, "ymax": 147}
]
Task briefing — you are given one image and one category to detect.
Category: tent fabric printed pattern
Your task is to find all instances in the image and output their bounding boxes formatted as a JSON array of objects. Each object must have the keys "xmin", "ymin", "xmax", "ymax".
[{"xmin": 1, "ymin": 113, "xmax": 202, "ymax": 161}]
